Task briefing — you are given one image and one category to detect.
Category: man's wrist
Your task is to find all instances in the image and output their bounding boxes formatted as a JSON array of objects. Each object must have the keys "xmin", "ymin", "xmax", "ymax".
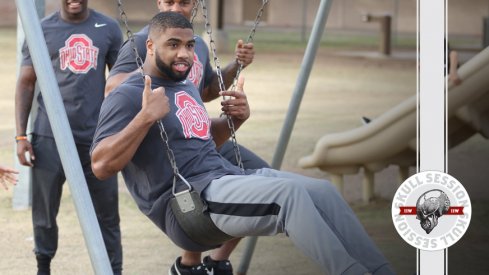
[{"xmin": 15, "ymin": 135, "xmax": 28, "ymax": 142}]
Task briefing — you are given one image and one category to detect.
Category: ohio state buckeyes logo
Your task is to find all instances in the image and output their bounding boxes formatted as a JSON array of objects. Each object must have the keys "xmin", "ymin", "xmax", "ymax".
[
  {"xmin": 187, "ymin": 53, "xmax": 203, "ymax": 88},
  {"xmin": 59, "ymin": 34, "xmax": 99, "ymax": 73},
  {"xmin": 175, "ymin": 91, "xmax": 210, "ymax": 139}
]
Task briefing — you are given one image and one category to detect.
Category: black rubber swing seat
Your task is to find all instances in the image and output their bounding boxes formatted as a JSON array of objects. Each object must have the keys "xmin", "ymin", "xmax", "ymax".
[{"xmin": 170, "ymin": 190, "xmax": 234, "ymax": 247}]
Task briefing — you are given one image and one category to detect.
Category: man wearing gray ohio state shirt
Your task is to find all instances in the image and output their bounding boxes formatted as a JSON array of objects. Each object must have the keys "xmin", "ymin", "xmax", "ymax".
[
  {"xmin": 15, "ymin": 1, "xmax": 123, "ymax": 274},
  {"xmin": 92, "ymin": 12, "xmax": 395, "ymax": 275},
  {"xmin": 105, "ymin": 1, "xmax": 270, "ymax": 274}
]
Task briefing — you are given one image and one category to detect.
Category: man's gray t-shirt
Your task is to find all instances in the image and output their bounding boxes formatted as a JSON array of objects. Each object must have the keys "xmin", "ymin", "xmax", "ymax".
[
  {"xmin": 92, "ymin": 74, "xmax": 242, "ymax": 250},
  {"xmin": 108, "ymin": 25, "xmax": 213, "ymax": 93},
  {"xmin": 22, "ymin": 10, "xmax": 123, "ymax": 145}
]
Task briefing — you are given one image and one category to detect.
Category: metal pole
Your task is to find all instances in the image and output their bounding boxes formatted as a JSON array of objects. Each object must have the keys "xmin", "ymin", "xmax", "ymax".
[
  {"xmin": 271, "ymin": 0, "xmax": 333, "ymax": 170},
  {"xmin": 15, "ymin": 1, "xmax": 113, "ymax": 274},
  {"xmin": 12, "ymin": 0, "xmax": 44, "ymax": 210},
  {"xmin": 237, "ymin": 0, "xmax": 333, "ymax": 273}
]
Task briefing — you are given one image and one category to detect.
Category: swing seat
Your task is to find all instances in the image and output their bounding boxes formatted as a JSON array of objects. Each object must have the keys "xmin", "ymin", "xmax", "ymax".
[{"xmin": 170, "ymin": 190, "xmax": 234, "ymax": 247}]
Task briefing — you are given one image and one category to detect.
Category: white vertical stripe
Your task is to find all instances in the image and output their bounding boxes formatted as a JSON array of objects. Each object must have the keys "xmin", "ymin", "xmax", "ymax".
[
  {"xmin": 419, "ymin": 0, "xmax": 445, "ymax": 172},
  {"xmin": 418, "ymin": 0, "xmax": 447, "ymax": 274}
]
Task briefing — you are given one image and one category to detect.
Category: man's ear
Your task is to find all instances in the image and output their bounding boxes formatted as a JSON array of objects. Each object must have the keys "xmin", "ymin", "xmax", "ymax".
[{"xmin": 147, "ymin": 38, "xmax": 154, "ymax": 56}]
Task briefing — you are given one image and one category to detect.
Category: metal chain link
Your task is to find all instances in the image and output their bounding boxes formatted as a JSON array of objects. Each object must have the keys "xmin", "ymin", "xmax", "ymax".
[
  {"xmin": 199, "ymin": 0, "xmax": 269, "ymax": 171},
  {"xmin": 229, "ymin": 0, "xmax": 269, "ymax": 92},
  {"xmin": 190, "ymin": 0, "xmax": 200, "ymax": 24},
  {"xmin": 200, "ymin": 0, "xmax": 226, "ymax": 92},
  {"xmin": 157, "ymin": 121, "xmax": 192, "ymax": 194},
  {"xmin": 116, "ymin": 0, "xmax": 145, "ymax": 78}
]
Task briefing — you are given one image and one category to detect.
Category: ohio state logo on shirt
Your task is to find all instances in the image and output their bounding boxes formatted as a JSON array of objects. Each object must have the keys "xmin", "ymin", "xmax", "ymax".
[
  {"xmin": 187, "ymin": 53, "xmax": 203, "ymax": 88},
  {"xmin": 175, "ymin": 91, "xmax": 210, "ymax": 140},
  {"xmin": 59, "ymin": 34, "xmax": 99, "ymax": 74}
]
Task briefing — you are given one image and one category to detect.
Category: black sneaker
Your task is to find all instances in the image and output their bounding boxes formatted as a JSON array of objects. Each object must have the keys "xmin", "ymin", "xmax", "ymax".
[
  {"xmin": 36, "ymin": 254, "xmax": 51, "ymax": 275},
  {"xmin": 169, "ymin": 257, "xmax": 210, "ymax": 275},
  {"xmin": 203, "ymin": 255, "xmax": 233, "ymax": 275}
]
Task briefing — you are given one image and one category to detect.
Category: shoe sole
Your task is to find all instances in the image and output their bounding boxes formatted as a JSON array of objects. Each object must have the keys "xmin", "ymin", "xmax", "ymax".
[{"xmin": 169, "ymin": 265, "xmax": 180, "ymax": 275}]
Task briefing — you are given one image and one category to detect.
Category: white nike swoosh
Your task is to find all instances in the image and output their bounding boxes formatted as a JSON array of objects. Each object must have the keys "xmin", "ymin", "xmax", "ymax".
[{"xmin": 94, "ymin": 23, "xmax": 107, "ymax": 28}]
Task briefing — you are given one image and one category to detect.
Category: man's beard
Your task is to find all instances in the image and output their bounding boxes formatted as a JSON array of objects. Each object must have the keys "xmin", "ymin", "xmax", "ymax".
[{"xmin": 155, "ymin": 52, "xmax": 191, "ymax": 82}]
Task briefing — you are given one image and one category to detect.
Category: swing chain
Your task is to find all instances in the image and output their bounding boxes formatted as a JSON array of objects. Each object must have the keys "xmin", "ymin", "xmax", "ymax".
[
  {"xmin": 157, "ymin": 121, "xmax": 179, "ymax": 177},
  {"xmin": 200, "ymin": 0, "xmax": 242, "ymax": 171},
  {"xmin": 157, "ymin": 120, "xmax": 193, "ymax": 194},
  {"xmin": 116, "ymin": 0, "xmax": 145, "ymax": 78},
  {"xmin": 199, "ymin": 0, "xmax": 269, "ymax": 171},
  {"xmin": 200, "ymin": 0, "xmax": 226, "ymax": 92},
  {"xmin": 229, "ymin": 0, "xmax": 269, "ymax": 92},
  {"xmin": 190, "ymin": 0, "xmax": 201, "ymax": 24}
]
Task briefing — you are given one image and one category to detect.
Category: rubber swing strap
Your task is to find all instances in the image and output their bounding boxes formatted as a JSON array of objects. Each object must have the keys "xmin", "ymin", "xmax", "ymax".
[{"xmin": 170, "ymin": 190, "xmax": 234, "ymax": 247}]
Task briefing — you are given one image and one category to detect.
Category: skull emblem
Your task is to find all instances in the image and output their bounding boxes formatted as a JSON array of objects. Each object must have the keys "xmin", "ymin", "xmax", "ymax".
[{"xmin": 416, "ymin": 189, "xmax": 450, "ymax": 234}]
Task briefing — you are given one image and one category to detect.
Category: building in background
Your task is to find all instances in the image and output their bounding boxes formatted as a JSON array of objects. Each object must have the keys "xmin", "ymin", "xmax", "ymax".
[{"xmin": 2, "ymin": 0, "xmax": 488, "ymax": 44}]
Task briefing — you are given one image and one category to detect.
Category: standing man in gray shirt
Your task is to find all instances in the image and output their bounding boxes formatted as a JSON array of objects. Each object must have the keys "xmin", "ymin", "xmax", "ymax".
[{"xmin": 15, "ymin": 1, "xmax": 123, "ymax": 274}]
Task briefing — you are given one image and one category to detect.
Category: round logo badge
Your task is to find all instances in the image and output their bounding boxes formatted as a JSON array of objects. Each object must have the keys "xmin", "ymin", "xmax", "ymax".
[{"xmin": 391, "ymin": 171, "xmax": 471, "ymax": 251}]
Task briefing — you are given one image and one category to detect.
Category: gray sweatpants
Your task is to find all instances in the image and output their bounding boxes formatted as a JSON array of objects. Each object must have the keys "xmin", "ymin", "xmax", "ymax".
[{"xmin": 203, "ymin": 168, "xmax": 394, "ymax": 275}]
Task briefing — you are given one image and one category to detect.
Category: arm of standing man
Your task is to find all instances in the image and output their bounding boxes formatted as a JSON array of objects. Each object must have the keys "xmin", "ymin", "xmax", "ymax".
[
  {"xmin": 105, "ymin": 28, "xmax": 146, "ymax": 96},
  {"xmin": 105, "ymin": 71, "xmax": 134, "ymax": 96},
  {"xmin": 448, "ymin": 49, "xmax": 462, "ymax": 86},
  {"xmin": 0, "ymin": 165, "xmax": 19, "ymax": 190},
  {"xmin": 15, "ymin": 65, "xmax": 37, "ymax": 167},
  {"xmin": 201, "ymin": 40, "xmax": 254, "ymax": 102},
  {"xmin": 104, "ymin": 21, "xmax": 124, "ymax": 88}
]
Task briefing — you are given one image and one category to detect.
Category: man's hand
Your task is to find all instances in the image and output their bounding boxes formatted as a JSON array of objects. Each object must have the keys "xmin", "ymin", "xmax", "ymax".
[
  {"xmin": 202, "ymin": 41, "xmax": 255, "ymax": 102},
  {"xmin": 141, "ymin": 75, "xmax": 170, "ymax": 122},
  {"xmin": 235, "ymin": 39, "xmax": 255, "ymax": 67},
  {"xmin": 449, "ymin": 73, "xmax": 462, "ymax": 86},
  {"xmin": 0, "ymin": 165, "xmax": 19, "ymax": 190},
  {"xmin": 220, "ymin": 75, "xmax": 250, "ymax": 122},
  {"xmin": 16, "ymin": 140, "xmax": 35, "ymax": 167},
  {"xmin": 448, "ymin": 51, "xmax": 462, "ymax": 86}
]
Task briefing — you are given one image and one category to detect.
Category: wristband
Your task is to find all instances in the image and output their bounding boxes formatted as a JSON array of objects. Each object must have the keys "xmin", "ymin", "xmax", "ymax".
[{"xmin": 15, "ymin": 135, "xmax": 28, "ymax": 142}]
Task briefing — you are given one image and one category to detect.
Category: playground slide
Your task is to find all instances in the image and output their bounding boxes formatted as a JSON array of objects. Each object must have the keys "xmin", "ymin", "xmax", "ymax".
[{"xmin": 298, "ymin": 46, "xmax": 489, "ymax": 201}]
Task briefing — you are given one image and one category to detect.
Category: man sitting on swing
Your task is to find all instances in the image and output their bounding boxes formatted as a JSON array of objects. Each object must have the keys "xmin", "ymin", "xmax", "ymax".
[
  {"xmin": 108, "ymin": 0, "xmax": 269, "ymax": 274},
  {"xmin": 91, "ymin": 11, "xmax": 395, "ymax": 275}
]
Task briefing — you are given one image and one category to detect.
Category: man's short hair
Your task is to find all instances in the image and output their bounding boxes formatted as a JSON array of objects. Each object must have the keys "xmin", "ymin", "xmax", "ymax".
[{"xmin": 149, "ymin": 11, "xmax": 193, "ymax": 37}]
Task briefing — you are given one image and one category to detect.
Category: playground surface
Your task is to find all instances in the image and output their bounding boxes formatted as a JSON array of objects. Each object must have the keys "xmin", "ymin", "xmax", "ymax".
[{"xmin": 0, "ymin": 26, "xmax": 488, "ymax": 274}]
